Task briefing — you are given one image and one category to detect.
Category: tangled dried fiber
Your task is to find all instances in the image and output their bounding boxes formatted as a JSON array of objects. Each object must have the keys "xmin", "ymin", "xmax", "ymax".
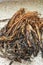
[{"xmin": 0, "ymin": 8, "xmax": 43, "ymax": 65}]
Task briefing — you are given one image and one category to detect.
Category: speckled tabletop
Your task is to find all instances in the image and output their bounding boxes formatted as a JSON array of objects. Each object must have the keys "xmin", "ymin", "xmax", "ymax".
[{"xmin": 0, "ymin": 0, "xmax": 43, "ymax": 65}]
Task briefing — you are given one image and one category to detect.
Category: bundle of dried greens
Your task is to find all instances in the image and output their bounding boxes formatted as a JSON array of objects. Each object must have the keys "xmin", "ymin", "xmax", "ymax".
[{"xmin": 0, "ymin": 8, "xmax": 43, "ymax": 65}]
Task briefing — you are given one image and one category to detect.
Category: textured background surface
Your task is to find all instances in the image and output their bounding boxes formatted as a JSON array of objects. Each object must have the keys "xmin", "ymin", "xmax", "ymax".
[
  {"xmin": 0, "ymin": 0, "xmax": 43, "ymax": 20},
  {"xmin": 0, "ymin": 0, "xmax": 43, "ymax": 65}
]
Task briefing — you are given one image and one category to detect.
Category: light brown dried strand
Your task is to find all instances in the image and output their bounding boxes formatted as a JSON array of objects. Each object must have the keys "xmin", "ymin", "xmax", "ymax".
[
  {"xmin": 6, "ymin": 11, "xmax": 39, "ymax": 36},
  {"xmin": 7, "ymin": 8, "xmax": 25, "ymax": 30}
]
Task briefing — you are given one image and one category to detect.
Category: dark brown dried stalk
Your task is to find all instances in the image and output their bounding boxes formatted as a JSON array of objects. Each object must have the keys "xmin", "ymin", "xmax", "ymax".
[{"xmin": 0, "ymin": 8, "xmax": 43, "ymax": 65}]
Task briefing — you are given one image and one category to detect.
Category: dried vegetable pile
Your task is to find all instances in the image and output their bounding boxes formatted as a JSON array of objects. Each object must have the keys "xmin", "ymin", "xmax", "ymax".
[{"xmin": 0, "ymin": 8, "xmax": 43, "ymax": 65}]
